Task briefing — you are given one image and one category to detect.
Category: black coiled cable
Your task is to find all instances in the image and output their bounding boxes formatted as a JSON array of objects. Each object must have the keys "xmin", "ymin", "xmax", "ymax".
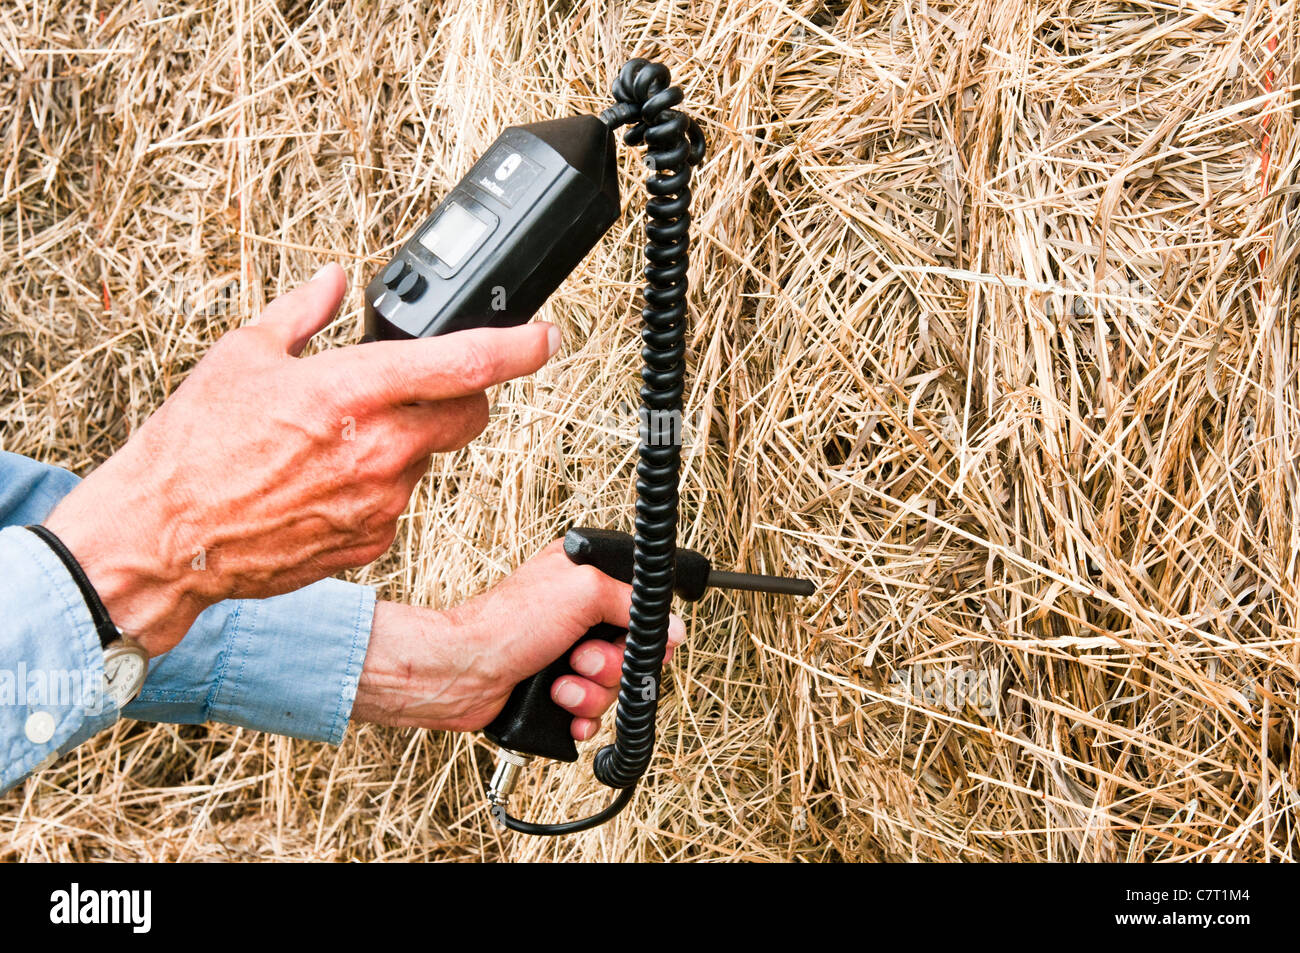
[
  {"xmin": 594, "ymin": 58, "xmax": 705, "ymax": 790},
  {"xmin": 494, "ymin": 58, "xmax": 705, "ymax": 835}
]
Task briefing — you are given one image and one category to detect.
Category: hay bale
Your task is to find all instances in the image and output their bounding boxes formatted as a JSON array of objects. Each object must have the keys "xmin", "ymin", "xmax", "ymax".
[{"xmin": 1, "ymin": 0, "xmax": 1296, "ymax": 861}]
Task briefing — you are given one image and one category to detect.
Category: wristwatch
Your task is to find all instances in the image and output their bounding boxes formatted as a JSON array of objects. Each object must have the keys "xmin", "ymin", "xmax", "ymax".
[{"xmin": 26, "ymin": 524, "xmax": 149, "ymax": 709}]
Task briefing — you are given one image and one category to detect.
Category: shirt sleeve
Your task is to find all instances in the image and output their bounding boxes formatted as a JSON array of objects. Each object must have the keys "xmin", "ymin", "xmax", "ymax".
[
  {"xmin": 116, "ymin": 578, "xmax": 374, "ymax": 746},
  {"xmin": 0, "ymin": 523, "xmax": 112, "ymax": 791},
  {"xmin": 0, "ymin": 451, "xmax": 376, "ymax": 793}
]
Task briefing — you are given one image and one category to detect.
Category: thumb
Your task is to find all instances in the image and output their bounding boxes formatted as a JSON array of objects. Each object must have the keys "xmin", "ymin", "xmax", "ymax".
[{"xmin": 254, "ymin": 263, "xmax": 347, "ymax": 355}]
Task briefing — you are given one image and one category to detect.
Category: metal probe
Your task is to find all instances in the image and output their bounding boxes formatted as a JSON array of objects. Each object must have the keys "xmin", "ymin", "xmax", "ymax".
[{"xmin": 706, "ymin": 569, "xmax": 816, "ymax": 597}]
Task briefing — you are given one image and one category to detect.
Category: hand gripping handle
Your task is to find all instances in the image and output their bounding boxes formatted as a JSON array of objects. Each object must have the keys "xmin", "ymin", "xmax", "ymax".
[
  {"xmin": 482, "ymin": 528, "xmax": 709, "ymax": 762},
  {"xmin": 482, "ymin": 620, "xmax": 627, "ymax": 762}
]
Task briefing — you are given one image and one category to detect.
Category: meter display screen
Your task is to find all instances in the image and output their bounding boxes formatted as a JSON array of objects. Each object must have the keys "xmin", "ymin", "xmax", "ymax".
[{"xmin": 418, "ymin": 201, "xmax": 490, "ymax": 269}]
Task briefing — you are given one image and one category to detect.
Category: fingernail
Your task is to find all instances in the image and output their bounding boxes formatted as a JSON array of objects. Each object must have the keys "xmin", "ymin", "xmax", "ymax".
[
  {"xmin": 546, "ymin": 324, "xmax": 561, "ymax": 357},
  {"xmin": 668, "ymin": 614, "xmax": 687, "ymax": 645},
  {"xmin": 554, "ymin": 681, "xmax": 584, "ymax": 708},
  {"xmin": 310, "ymin": 264, "xmax": 331, "ymax": 282},
  {"xmin": 579, "ymin": 720, "xmax": 599, "ymax": 740},
  {"xmin": 573, "ymin": 648, "xmax": 604, "ymax": 677}
]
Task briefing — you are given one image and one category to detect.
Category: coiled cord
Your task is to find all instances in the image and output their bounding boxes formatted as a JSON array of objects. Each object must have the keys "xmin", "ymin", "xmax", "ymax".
[
  {"xmin": 494, "ymin": 58, "xmax": 704, "ymax": 834},
  {"xmin": 594, "ymin": 58, "xmax": 705, "ymax": 790}
]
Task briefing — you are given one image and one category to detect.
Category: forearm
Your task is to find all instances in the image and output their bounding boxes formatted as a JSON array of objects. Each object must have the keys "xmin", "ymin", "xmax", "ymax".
[
  {"xmin": 351, "ymin": 600, "xmax": 501, "ymax": 732},
  {"xmin": 1, "ymin": 452, "xmax": 377, "ymax": 793}
]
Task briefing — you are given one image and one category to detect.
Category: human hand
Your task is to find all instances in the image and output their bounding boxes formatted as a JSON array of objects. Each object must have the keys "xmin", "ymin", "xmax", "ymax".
[
  {"xmin": 44, "ymin": 264, "xmax": 559, "ymax": 655},
  {"xmin": 351, "ymin": 540, "xmax": 687, "ymax": 741}
]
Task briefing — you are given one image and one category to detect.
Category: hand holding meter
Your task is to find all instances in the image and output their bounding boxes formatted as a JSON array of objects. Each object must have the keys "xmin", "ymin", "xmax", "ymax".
[{"xmin": 365, "ymin": 60, "xmax": 814, "ymax": 835}]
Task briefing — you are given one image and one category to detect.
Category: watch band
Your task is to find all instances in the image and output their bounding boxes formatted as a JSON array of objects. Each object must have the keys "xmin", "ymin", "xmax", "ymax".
[{"xmin": 26, "ymin": 524, "xmax": 121, "ymax": 650}]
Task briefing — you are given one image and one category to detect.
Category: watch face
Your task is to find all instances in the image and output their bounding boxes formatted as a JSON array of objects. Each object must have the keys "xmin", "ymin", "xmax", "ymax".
[{"xmin": 102, "ymin": 642, "xmax": 149, "ymax": 709}]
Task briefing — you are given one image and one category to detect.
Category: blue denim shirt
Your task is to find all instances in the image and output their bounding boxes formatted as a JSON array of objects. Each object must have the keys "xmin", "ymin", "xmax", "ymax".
[{"xmin": 0, "ymin": 450, "xmax": 376, "ymax": 793}]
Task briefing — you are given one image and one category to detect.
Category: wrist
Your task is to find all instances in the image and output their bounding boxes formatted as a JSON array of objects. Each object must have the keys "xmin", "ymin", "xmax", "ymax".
[
  {"xmin": 43, "ymin": 483, "xmax": 208, "ymax": 657},
  {"xmin": 352, "ymin": 600, "xmax": 499, "ymax": 731}
]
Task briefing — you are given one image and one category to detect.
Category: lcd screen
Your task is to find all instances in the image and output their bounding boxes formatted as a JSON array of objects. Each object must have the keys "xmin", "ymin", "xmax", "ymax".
[{"xmin": 418, "ymin": 201, "xmax": 490, "ymax": 270}]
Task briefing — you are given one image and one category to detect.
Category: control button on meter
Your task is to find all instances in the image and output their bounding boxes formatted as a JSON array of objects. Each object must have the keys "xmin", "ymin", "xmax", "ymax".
[
  {"xmin": 394, "ymin": 270, "xmax": 426, "ymax": 302},
  {"xmin": 495, "ymin": 152, "xmax": 522, "ymax": 180},
  {"xmin": 381, "ymin": 259, "xmax": 410, "ymax": 287}
]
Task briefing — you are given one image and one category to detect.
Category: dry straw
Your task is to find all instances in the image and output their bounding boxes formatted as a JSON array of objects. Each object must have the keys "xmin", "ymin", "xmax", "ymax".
[{"xmin": 1, "ymin": 0, "xmax": 1297, "ymax": 861}]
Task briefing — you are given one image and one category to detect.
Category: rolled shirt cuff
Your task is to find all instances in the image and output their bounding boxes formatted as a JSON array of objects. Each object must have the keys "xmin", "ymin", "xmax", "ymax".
[
  {"xmin": 0, "ymin": 525, "xmax": 111, "ymax": 790},
  {"xmin": 124, "ymin": 577, "xmax": 376, "ymax": 745}
]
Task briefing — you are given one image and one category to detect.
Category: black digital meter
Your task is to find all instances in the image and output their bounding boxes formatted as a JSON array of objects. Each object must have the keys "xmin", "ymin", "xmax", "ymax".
[{"xmin": 364, "ymin": 115, "xmax": 620, "ymax": 341}]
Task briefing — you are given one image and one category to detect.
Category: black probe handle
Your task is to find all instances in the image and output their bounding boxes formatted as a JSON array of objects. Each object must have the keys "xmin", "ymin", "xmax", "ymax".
[
  {"xmin": 481, "ymin": 528, "xmax": 711, "ymax": 762},
  {"xmin": 483, "ymin": 621, "xmax": 627, "ymax": 763}
]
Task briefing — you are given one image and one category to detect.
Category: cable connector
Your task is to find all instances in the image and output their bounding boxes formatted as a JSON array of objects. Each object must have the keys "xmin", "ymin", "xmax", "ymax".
[
  {"xmin": 487, "ymin": 748, "xmax": 531, "ymax": 826},
  {"xmin": 489, "ymin": 747, "xmax": 531, "ymax": 802}
]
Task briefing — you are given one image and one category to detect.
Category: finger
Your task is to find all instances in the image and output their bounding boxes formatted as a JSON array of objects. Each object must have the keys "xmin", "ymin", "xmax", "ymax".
[
  {"xmin": 551, "ymin": 675, "xmax": 618, "ymax": 720},
  {"xmin": 394, "ymin": 392, "xmax": 490, "ymax": 456},
  {"xmin": 569, "ymin": 638, "xmax": 626, "ymax": 689},
  {"xmin": 668, "ymin": 614, "xmax": 686, "ymax": 649},
  {"xmin": 573, "ymin": 564, "xmax": 634, "ymax": 630},
  {"xmin": 571, "ymin": 545, "xmax": 688, "ymax": 640},
  {"xmin": 569, "ymin": 613, "xmax": 684, "ymax": 686},
  {"xmin": 571, "ymin": 717, "xmax": 601, "ymax": 742},
  {"xmin": 662, "ymin": 613, "xmax": 686, "ymax": 663},
  {"xmin": 328, "ymin": 322, "xmax": 559, "ymax": 407},
  {"xmin": 255, "ymin": 264, "xmax": 347, "ymax": 355}
]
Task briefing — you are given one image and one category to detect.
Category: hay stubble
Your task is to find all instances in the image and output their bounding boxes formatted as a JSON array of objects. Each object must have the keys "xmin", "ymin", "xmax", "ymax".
[{"xmin": 1, "ymin": 0, "xmax": 1297, "ymax": 861}]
